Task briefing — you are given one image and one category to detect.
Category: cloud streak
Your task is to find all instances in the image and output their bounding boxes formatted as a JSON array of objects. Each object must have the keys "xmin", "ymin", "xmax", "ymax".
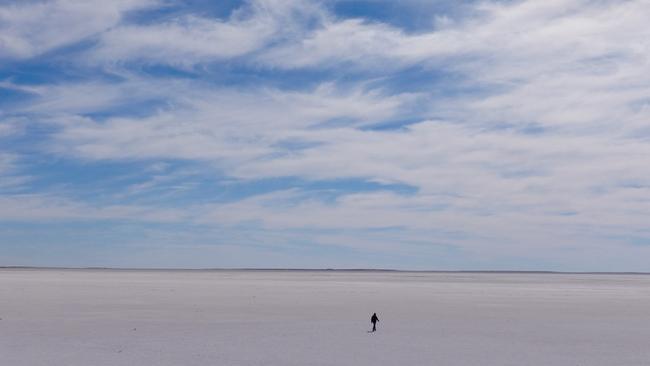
[
  {"xmin": 1, "ymin": 0, "xmax": 649, "ymax": 270},
  {"xmin": 0, "ymin": 0, "xmax": 155, "ymax": 59}
]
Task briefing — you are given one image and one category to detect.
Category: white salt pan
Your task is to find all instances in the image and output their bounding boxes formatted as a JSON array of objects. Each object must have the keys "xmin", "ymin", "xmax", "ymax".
[{"xmin": 2, "ymin": 269, "xmax": 650, "ymax": 365}]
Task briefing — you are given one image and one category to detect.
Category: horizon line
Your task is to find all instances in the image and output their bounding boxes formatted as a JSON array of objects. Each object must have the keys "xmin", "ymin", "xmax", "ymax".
[{"xmin": 2, "ymin": 266, "xmax": 650, "ymax": 275}]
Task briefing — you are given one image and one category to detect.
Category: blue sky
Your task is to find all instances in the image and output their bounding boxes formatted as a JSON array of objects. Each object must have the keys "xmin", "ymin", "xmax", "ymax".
[{"xmin": 1, "ymin": 0, "xmax": 650, "ymax": 270}]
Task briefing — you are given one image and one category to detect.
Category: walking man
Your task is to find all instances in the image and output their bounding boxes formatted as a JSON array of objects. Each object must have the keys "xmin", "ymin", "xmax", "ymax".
[{"xmin": 371, "ymin": 312, "xmax": 379, "ymax": 332}]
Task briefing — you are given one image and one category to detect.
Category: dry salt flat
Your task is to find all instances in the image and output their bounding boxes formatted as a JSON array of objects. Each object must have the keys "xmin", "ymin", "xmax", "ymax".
[{"xmin": 2, "ymin": 268, "xmax": 650, "ymax": 366}]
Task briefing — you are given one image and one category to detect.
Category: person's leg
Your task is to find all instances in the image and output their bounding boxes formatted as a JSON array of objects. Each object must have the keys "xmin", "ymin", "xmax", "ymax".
[{"xmin": 372, "ymin": 323, "xmax": 376, "ymax": 332}]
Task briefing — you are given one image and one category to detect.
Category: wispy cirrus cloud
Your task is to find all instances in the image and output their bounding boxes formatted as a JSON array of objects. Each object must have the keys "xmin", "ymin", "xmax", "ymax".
[
  {"xmin": 0, "ymin": 0, "xmax": 156, "ymax": 60},
  {"xmin": 0, "ymin": 153, "xmax": 31, "ymax": 191},
  {"xmin": 42, "ymin": 81, "xmax": 419, "ymax": 162},
  {"xmin": 0, "ymin": 193, "xmax": 187, "ymax": 222},
  {"xmin": 88, "ymin": 0, "xmax": 325, "ymax": 65},
  {"xmin": 2, "ymin": 0, "xmax": 650, "ymax": 270}
]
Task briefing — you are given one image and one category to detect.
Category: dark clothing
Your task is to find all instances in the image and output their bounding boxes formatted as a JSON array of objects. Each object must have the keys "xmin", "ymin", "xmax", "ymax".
[{"xmin": 371, "ymin": 313, "xmax": 379, "ymax": 332}]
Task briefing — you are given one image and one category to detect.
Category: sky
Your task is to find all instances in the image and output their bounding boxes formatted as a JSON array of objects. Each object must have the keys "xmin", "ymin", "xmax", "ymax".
[{"xmin": 1, "ymin": 0, "xmax": 649, "ymax": 271}]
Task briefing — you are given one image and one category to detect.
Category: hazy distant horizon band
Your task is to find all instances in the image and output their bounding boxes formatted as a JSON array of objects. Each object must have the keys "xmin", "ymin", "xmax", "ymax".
[{"xmin": 3, "ymin": 267, "xmax": 650, "ymax": 275}]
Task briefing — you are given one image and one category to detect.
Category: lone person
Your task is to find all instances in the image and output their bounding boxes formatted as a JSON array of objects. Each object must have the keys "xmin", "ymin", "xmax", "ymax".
[{"xmin": 370, "ymin": 312, "xmax": 379, "ymax": 332}]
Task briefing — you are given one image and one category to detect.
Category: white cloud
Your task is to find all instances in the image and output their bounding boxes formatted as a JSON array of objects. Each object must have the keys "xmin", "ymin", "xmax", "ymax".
[
  {"xmin": 224, "ymin": 120, "xmax": 650, "ymax": 229},
  {"xmin": 0, "ymin": 193, "xmax": 186, "ymax": 222},
  {"xmin": 258, "ymin": 0, "xmax": 650, "ymax": 73},
  {"xmin": 89, "ymin": 0, "xmax": 324, "ymax": 65},
  {"xmin": 0, "ymin": 0, "xmax": 155, "ymax": 59},
  {"xmin": 0, "ymin": 153, "xmax": 31, "ymax": 190},
  {"xmin": 45, "ymin": 81, "xmax": 418, "ymax": 162},
  {"xmin": 91, "ymin": 14, "xmax": 273, "ymax": 65},
  {"xmin": 0, "ymin": 117, "xmax": 24, "ymax": 138},
  {"xmin": 3, "ymin": 0, "xmax": 650, "ymax": 269},
  {"xmin": 0, "ymin": 153, "xmax": 18, "ymax": 173},
  {"xmin": 195, "ymin": 185, "xmax": 650, "ymax": 270},
  {"xmin": 1, "ymin": 78, "xmax": 169, "ymax": 116}
]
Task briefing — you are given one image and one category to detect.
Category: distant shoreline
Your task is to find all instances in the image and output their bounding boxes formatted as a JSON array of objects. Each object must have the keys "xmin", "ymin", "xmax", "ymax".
[{"xmin": 2, "ymin": 266, "xmax": 649, "ymax": 275}]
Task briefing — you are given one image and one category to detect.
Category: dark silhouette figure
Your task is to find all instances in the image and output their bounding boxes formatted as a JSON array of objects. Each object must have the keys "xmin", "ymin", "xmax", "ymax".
[{"xmin": 370, "ymin": 312, "xmax": 379, "ymax": 332}]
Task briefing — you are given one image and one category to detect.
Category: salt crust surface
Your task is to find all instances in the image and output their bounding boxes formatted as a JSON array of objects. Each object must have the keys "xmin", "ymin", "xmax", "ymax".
[{"xmin": 2, "ymin": 269, "xmax": 650, "ymax": 365}]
